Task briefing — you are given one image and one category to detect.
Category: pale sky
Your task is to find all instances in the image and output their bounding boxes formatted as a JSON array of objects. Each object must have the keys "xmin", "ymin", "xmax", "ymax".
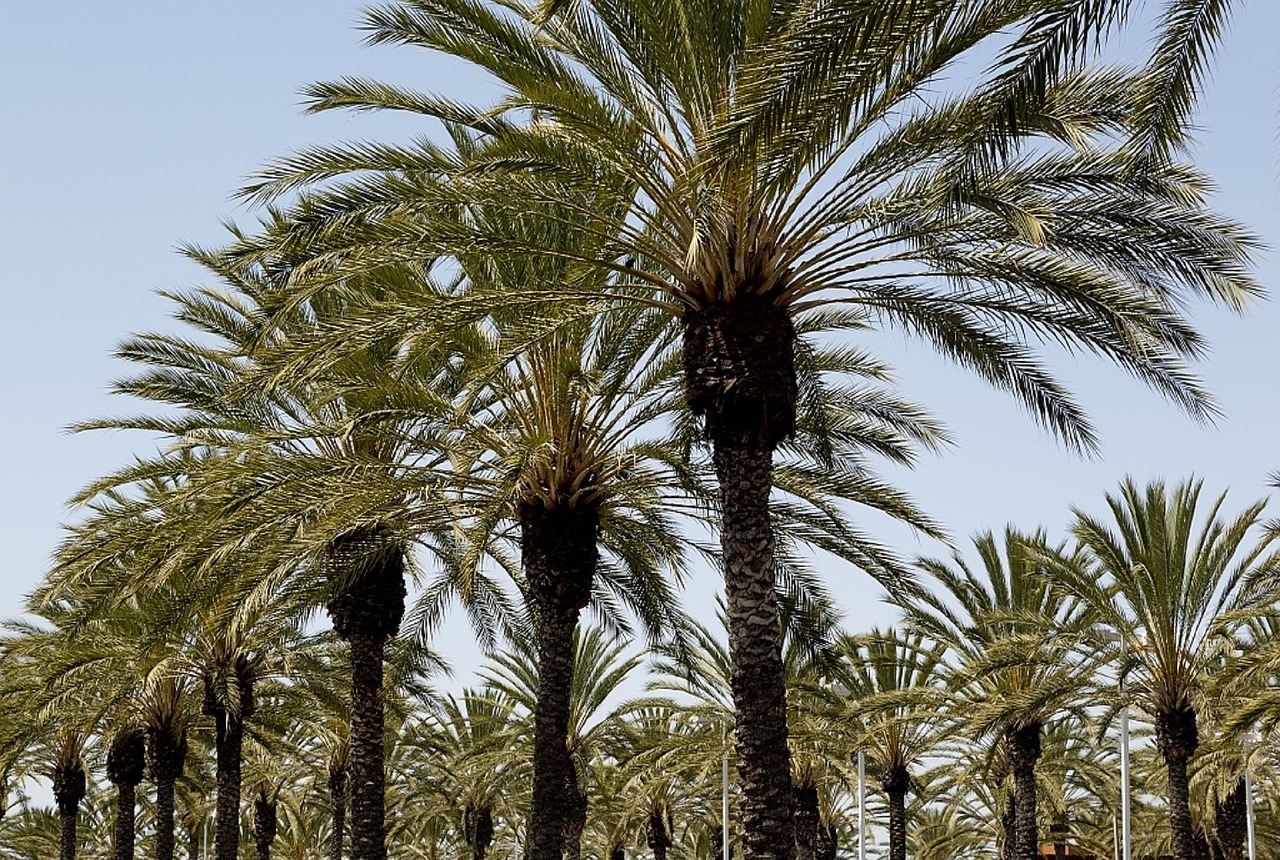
[{"xmin": 2, "ymin": 2, "xmax": 1278, "ymax": 674}]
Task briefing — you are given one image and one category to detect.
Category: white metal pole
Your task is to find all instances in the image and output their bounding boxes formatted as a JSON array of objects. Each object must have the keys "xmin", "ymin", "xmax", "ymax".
[
  {"xmin": 723, "ymin": 738, "xmax": 730, "ymax": 860},
  {"xmin": 1119, "ymin": 632, "xmax": 1131, "ymax": 860},
  {"xmin": 857, "ymin": 749, "xmax": 866, "ymax": 860},
  {"xmin": 1246, "ymin": 767, "xmax": 1256, "ymax": 860},
  {"xmin": 1120, "ymin": 704, "xmax": 1131, "ymax": 860}
]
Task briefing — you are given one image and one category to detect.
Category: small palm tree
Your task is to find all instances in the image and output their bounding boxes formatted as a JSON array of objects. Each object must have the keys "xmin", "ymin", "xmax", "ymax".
[
  {"xmin": 828, "ymin": 630, "xmax": 948, "ymax": 860},
  {"xmin": 904, "ymin": 528, "xmax": 1098, "ymax": 860},
  {"xmin": 1048, "ymin": 477, "xmax": 1280, "ymax": 860}
]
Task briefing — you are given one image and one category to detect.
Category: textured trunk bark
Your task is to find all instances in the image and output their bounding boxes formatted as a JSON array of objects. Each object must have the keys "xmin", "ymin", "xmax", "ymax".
[
  {"xmin": 217, "ymin": 711, "xmax": 243, "ymax": 860},
  {"xmin": 114, "ymin": 784, "xmax": 137, "ymax": 860},
  {"xmin": 465, "ymin": 802, "xmax": 494, "ymax": 860},
  {"xmin": 1006, "ymin": 723, "xmax": 1042, "ymax": 860},
  {"xmin": 327, "ymin": 529, "xmax": 407, "ymax": 860},
  {"xmin": 1001, "ymin": 797, "xmax": 1017, "ymax": 860},
  {"xmin": 520, "ymin": 501, "xmax": 597, "ymax": 860},
  {"xmin": 209, "ymin": 699, "xmax": 247, "ymax": 860},
  {"xmin": 716, "ymin": 439, "xmax": 793, "ymax": 860},
  {"xmin": 329, "ymin": 767, "xmax": 348, "ymax": 860},
  {"xmin": 1155, "ymin": 707, "xmax": 1199, "ymax": 860},
  {"xmin": 527, "ymin": 609, "xmax": 579, "ymax": 860},
  {"xmin": 156, "ymin": 779, "xmax": 178, "ymax": 860},
  {"xmin": 254, "ymin": 791, "xmax": 277, "ymax": 860},
  {"xmin": 54, "ymin": 758, "xmax": 86, "ymax": 860},
  {"xmin": 646, "ymin": 807, "xmax": 672, "ymax": 860},
  {"xmin": 685, "ymin": 297, "xmax": 797, "ymax": 860},
  {"xmin": 882, "ymin": 766, "xmax": 908, "ymax": 860},
  {"xmin": 59, "ymin": 805, "xmax": 78, "ymax": 860},
  {"xmin": 108, "ymin": 730, "xmax": 145, "ymax": 860},
  {"xmin": 349, "ymin": 631, "xmax": 388, "ymax": 860},
  {"xmin": 815, "ymin": 824, "xmax": 836, "ymax": 860},
  {"xmin": 1213, "ymin": 778, "xmax": 1247, "ymax": 860},
  {"xmin": 148, "ymin": 726, "xmax": 187, "ymax": 860},
  {"xmin": 562, "ymin": 764, "xmax": 587, "ymax": 860},
  {"xmin": 793, "ymin": 783, "xmax": 818, "ymax": 860}
]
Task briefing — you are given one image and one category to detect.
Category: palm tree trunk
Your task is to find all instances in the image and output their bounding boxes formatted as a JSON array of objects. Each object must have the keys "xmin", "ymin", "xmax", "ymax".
[
  {"xmin": 210, "ymin": 705, "xmax": 246, "ymax": 860},
  {"xmin": 794, "ymin": 783, "xmax": 818, "ymax": 860},
  {"xmin": 562, "ymin": 764, "xmax": 588, "ymax": 860},
  {"xmin": 148, "ymin": 726, "xmax": 187, "ymax": 860},
  {"xmin": 685, "ymin": 297, "xmax": 797, "ymax": 860},
  {"xmin": 59, "ymin": 804, "xmax": 78, "ymax": 860},
  {"xmin": 114, "ymin": 784, "xmax": 137, "ymax": 860},
  {"xmin": 816, "ymin": 824, "xmax": 837, "ymax": 860},
  {"xmin": 329, "ymin": 766, "xmax": 347, "ymax": 860},
  {"xmin": 326, "ymin": 529, "xmax": 407, "ymax": 860},
  {"xmin": 254, "ymin": 789, "xmax": 277, "ymax": 860},
  {"xmin": 156, "ymin": 778, "xmax": 178, "ymax": 860},
  {"xmin": 882, "ymin": 765, "xmax": 909, "ymax": 860},
  {"xmin": 527, "ymin": 608, "xmax": 579, "ymax": 860},
  {"xmin": 1001, "ymin": 797, "xmax": 1017, "ymax": 860},
  {"xmin": 349, "ymin": 631, "xmax": 388, "ymax": 860},
  {"xmin": 108, "ymin": 729, "xmax": 146, "ymax": 860},
  {"xmin": 520, "ymin": 501, "xmax": 597, "ymax": 860},
  {"xmin": 1213, "ymin": 777, "xmax": 1247, "ymax": 860},
  {"xmin": 715, "ymin": 439, "xmax": 793, "ymax": 860},
  {"xmin": 646, "ymin": 807, "xmax": 672, "ymax": 860},
  {"xmin": 1006, "ymin": 723, "xmax": 1042, "ymax": 860},
  {"xmin": 466, "ymin": 802, "xmax": 494, "ymax": 860},
  {"xmin": 1156, "ymin": 707, "xmax": 1200, "ymax": 860},
  {"xmin": 53, "ymin": 756, "xmax": 86, "ymax": 860}
]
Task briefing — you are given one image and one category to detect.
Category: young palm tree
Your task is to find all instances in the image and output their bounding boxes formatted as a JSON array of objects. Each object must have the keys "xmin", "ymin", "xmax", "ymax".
[
  {"xmin": 903, "ymin": 528, "xmax": 1098, "ymax": 860},
  {"xmin": 827, "ymin": 630, "xmax": 948, "ymax": 860},
  {"xmin": 1048, "ymin": 477, "xmax": 1280, "ymax": 860},
  {"xmin": 239, "ymin": 7, "xmax": 1260, "ymax": 855}
]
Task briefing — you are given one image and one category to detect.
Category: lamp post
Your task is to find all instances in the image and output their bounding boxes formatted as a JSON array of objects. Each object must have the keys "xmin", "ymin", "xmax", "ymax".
[
  {"xmin": 1243, "ymin": 730, "xmax": 1260, "ymax": 860},
  {"xmin": 857, "ymin": 748, "xmax": 866, "ymax": 860},
  {"xmin": 1100, "ymin": 627, "xmax": 1144, "ymax": 860}
]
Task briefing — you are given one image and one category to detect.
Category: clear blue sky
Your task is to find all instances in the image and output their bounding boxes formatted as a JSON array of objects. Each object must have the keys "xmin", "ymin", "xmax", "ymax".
[{"xmin": 2, "ymin": 3, "xmax": 1278, "ymax": 662}]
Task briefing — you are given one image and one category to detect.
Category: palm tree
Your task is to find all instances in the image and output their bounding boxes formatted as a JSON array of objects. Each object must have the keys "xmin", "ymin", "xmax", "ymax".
[
  {"xmin": 1047, "ymin": 477, "xmax": 1280, "ymax": 860},
  {"xmin": 482, "ymin": 626, "xmax": 645, "ymax": 860},
  {"xmin": 239, "ymin": 6, "xmax": 1261, "ymax": 855},
  {"xmin": 403, "ymin": 687, "xmax": 521, "ymax": 860},
  {"xmin": 47, "ymin": 246, "xmax": 522, "ymax": 860},
  {"xmin": 904, "ymin": 528, "xmax": 1098, "ymax": 860},
  {"xmin": 828, "ymin": 630, "xmax": 947, "ymax": 860}
]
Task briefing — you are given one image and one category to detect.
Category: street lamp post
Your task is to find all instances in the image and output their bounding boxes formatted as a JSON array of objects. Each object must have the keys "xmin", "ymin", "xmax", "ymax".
[
  {"xmin": 1243, "ymin": 730, "xmax": 1260, "ymax": 860},
  {"xmin": 857, "ymin": 748, "xmax": 866, "ymax": 860},
  {"xmin": 1100, "ymin": 627, "xmax": 1143, "ymax": 860}
]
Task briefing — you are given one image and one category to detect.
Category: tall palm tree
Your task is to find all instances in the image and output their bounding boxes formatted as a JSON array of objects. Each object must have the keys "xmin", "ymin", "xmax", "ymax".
[
  {"xmin": 1047, "ymin": 477, "xmax": 1280, "ymax": 860},
  {"xmin": 239, "ymin": 7, "xmax": 1261, "ymax": 855},
  {"xmin": 904, "ymin": 528, "xmax": 1098, "ymax": 860}
]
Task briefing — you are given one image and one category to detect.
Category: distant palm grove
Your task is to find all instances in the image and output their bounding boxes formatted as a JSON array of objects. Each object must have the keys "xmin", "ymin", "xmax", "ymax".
[{"xmin": 5, "ymin": 2, "xmax": 1277, "ymax": 860}]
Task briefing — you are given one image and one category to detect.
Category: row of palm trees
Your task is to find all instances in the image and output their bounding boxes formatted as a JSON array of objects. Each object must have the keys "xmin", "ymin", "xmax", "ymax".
[
  {"xmin": 0, "ymin": 1, "xmax": 1265, "ymax": 859},
  {"xmin": 6, "ymin": 476, "xmax": 1280, "ymax": 860}
]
